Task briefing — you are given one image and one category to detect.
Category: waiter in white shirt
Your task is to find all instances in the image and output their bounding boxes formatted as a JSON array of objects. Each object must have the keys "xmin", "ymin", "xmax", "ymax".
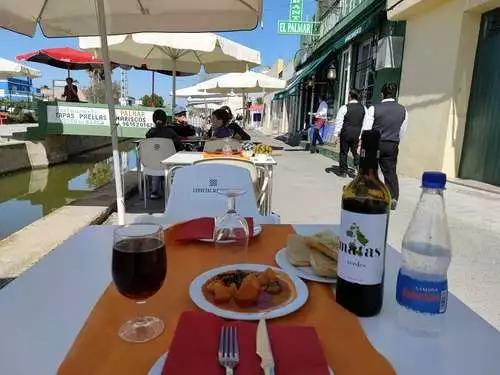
[
  {"xmin": 333, "ymin": 89, "xmax": 366, "ymax": 177},
  {"xmin": 310, "ymin": 96, "xmax": 328, "ymax": 153},
  {"xmin": 360, "ymin": 83, "xmax": 408, "ymax": 210}
]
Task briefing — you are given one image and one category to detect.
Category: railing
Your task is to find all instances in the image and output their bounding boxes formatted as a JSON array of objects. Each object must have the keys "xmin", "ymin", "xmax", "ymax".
[{"xmin": 316, "ymin": 0, "xmax": 368, "ymax": 44}]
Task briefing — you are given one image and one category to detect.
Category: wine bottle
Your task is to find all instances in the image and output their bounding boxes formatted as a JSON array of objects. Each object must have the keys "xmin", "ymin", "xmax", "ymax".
[{"xmin": 336, "ymin": 130, "xmax": 391, "ymax": 317}]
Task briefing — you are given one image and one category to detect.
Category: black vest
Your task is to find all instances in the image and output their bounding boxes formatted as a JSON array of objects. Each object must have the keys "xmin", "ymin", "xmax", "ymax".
[
  {"xmin": 373, "ymin": 100, "xmax": 406, "ymax": 142},
  {"xmin": 341, "ymin": 102, "xmax": 365, "ymax": 137}
]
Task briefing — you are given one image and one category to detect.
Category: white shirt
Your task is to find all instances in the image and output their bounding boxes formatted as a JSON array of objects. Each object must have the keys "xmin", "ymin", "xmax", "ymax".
[
  {"xmin": 333, "ymin": 100, "xmax": 367, "ymax": 137},
  {"xmin": 315, "ymin": 101, "xmax": 328, "ymax": 119},
  {"xmin": 361, "ymin": 98, "xmax": 409, "ymax": 140}
]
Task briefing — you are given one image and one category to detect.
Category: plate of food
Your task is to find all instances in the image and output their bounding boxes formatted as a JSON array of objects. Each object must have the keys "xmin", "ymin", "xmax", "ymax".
[
  {"xmin": 189, "ymin": 264, "xmax": 308, "ymax": 320},
  {"xmin": 275, "ymin": 230, "xmax": 339, "ymax": 283}
]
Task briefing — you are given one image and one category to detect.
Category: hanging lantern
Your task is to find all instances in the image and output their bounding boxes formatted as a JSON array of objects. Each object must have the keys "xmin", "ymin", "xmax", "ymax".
[{"xmin": 327, "ymin": 65, "xmax": 337, "ymax": 80}]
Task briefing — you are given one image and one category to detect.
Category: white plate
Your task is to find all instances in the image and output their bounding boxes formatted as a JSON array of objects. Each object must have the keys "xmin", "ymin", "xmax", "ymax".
[
  {"xmin": 149, "ymin": 352, "xmax": 334, "ymax": 375},
  {"xmin": 275, "ymin": 248, "xmax": 337, "ymax": 284},
  {"xmin": 189, "ymin": 264, "xmax": 308, "ymax": 321},
  {"xmin": 199, "ymin": 224, "xmax": 262, "ymax": 243}
]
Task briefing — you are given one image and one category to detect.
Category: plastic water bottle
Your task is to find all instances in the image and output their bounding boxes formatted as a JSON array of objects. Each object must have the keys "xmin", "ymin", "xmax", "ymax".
[{"xmin": 396, "ymin": 171, "xmax": 452, "ymax": 335}]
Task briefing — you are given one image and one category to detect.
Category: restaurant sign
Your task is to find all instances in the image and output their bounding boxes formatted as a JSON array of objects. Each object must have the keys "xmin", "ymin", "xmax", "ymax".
[
  {"xmin": 46, "ymin": 105, "xmax": 154, "ymax": 128},
  {"xmin": 278, "ymin": 0, "xmax": 319, "ymax": 36}
]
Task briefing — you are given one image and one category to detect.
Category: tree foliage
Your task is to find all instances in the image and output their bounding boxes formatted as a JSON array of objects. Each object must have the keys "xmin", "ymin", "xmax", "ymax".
[
  {"xmin": 83, "ymin": 80, "xmax": 121, "ymax": 104},
  {"xmin": 141, "ymin": 94, "xmax": 164, "ymax": 108}
]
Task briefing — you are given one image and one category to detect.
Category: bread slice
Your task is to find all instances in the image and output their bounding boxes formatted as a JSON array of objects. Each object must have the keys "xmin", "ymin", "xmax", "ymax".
[
  {"xmin": 310, "ymin": 250, "xmax": 337, "ymax": 278},
  {"xmin": 304, "ymin": 231, "xmax": 339, "ymax": 261},
  {"xmin": 286, "ymin": 234, "xmax": 311, "ymax": 267}
]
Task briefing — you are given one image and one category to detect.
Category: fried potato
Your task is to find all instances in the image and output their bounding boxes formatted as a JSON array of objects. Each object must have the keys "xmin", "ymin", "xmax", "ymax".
[
  {"xmin": 212, "ymin": 281, "xmax": 236, "ymax": 304},
  {"xmin": 235, "ymin": 274, "xmax": 261, "ymax": 306}
]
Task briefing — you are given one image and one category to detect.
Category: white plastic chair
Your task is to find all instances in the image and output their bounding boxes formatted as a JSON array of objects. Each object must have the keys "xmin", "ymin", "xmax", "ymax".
[
  {"xmin": 148, "ymin": 164, "xmax": 279, "ymax": 227},
  {"xmin": 138, "ymin": 138, "xmax": 177, "ymax": 207},
  {"xmin": 193, "ymin": 157, "xmax": 269, "ymax": 210},
  {"xmin": 203, "ymin": 139, "xmax": 241, "ymax": 152}
]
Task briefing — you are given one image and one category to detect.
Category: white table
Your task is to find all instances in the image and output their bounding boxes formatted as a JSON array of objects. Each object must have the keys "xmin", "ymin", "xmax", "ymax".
[
  {"xmin": 0, "ymin": 225, "xmax": 498, "ymax": 375},
  {"xmin": 161, "ymin": 152, "xmax": 278, "ymax": 215}
]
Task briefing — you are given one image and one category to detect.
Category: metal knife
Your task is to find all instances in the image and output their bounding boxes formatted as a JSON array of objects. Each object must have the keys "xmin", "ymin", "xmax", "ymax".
[{"xmin": 257, "ymin": 319, "xmax": 275, "ymax": 375}]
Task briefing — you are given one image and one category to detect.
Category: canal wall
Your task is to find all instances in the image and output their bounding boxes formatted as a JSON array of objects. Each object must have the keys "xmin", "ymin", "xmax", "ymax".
[
  {"xmin": 0, "ymin": 171, "xmax": 139, "ymax": 282},
  {"xmin": 0, "ymin": 135, "xmax": 111, "ymax": 175}
]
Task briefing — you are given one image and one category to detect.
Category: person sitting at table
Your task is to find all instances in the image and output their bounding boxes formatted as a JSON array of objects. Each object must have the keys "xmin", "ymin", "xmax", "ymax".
[
  {"xmin": 205, "ymin": 108, "xmax": 233, "ymax": 139},
  {"xmin": 220, "ymin": 105, "xmax": 251, "ymax": 141},
  {"xmin": 170, "ymin": 105, "xmax": 196, "ymax": 138},
  {"xmin": 146, "ymin": 109, "xmax": 184, "ymax": 199}
]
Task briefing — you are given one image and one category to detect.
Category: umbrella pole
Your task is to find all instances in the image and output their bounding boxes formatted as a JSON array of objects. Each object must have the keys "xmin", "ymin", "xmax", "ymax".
[
  {"xmin": 172, "ymin": 59, "xmax": 177, "ymax": 112},
  {"xmin": 151, "ymin": 71, "xmax": 155, "ymax": 105},
  {"xmin": 96, "ymin": 0, "xmax": 126, "ymax": 225}
]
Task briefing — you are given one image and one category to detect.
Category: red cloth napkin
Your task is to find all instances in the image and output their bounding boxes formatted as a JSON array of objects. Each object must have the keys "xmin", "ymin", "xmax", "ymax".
[
  {"xmin": 169, "ymin": 217, "xmax": 254, "ymax": 241},
  {"xmin": 162, "ymin": 311, "xmax": 330, "ymax": 375}
]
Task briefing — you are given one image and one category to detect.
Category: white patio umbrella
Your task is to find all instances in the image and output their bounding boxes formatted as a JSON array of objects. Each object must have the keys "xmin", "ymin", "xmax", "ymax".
[
  {"xmin": 0, "ymin": 57, "xmax": 41, "ymax": 78},
  {"xmin": 198, "ymin": 70, "xmax": 285, "ymax": 125},
  {"xmin": 0, "ymin": 0, "xmax": 262, "ymax": 225},
  {"xmin": 174, "ymin": 85, "xmax": 219, "ymax": 98},
  {"xmin": 79, "ymin": 33, "xmax": 261, "ymax": 109}
]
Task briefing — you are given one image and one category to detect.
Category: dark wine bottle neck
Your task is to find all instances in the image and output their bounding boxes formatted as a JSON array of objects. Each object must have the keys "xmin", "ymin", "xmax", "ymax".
[{"xmin": 359, "ymin": 149, "xmax": 379, "ymax": 172}]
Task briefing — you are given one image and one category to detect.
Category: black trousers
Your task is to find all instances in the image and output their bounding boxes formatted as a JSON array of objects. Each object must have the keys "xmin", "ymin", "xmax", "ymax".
[
  {"xmin": 379, "ymin": 140, "xmax": 400, "ymax": 201},
  {"xmin": 339, "ymin": 133, "xmax": 360, "ymax": 174},
  {"xmin": 311, "ymin": 128, "xmax": 324, "ymax": 146}
]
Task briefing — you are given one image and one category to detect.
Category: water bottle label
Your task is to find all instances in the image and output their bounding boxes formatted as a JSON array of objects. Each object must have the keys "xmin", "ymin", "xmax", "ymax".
[
  {"xmin": 338, "ymin": 210, "xmax": 388, "ymax": 285},
  {"xmin": 396, "ymin": 271, "xmax": 448, "ymax": 314}
]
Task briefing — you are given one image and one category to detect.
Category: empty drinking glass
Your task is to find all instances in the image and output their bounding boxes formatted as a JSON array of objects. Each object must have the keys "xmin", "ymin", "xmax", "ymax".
[{"xmin": 214, "ymin": 188, "xmax": 250, "ymax": 264}]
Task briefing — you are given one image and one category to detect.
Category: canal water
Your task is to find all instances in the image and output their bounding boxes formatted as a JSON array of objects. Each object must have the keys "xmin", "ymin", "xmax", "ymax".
[{"xmin": 0, "ymin": 142, "xmax": 137, "ymax": 240}]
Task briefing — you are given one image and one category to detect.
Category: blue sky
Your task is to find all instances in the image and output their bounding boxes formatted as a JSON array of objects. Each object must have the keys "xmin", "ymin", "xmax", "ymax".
[{"xmin": 0, "ymin": 0, "xmax": 317, "ymax": 103}]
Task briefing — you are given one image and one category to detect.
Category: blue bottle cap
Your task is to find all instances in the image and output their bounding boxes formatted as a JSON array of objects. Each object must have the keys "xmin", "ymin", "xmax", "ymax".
[{"xmin": 422, "ymin": 171, "xmax": 447, "ymax": 189}]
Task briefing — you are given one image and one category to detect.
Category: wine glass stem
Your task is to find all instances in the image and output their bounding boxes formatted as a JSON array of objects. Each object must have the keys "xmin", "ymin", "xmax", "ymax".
[{"xmin": 227, "ymin": 196, "xmax": 236, "ymax": 214}]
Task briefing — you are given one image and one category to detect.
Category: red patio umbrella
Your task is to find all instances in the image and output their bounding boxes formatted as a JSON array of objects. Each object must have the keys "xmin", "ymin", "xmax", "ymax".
[{"xmin": 16, "ymin": 47, "xmax": 108, "ymax": 77}]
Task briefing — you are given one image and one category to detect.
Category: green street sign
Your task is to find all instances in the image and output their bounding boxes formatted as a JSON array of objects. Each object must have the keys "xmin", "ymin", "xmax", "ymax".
[
  {"xmin": 289, "ymin": 0, "xmax": 303, "ymax": 22},
  {"xmin": 278, "ymin": 20, "xmax": 320, "ymax": 36}
]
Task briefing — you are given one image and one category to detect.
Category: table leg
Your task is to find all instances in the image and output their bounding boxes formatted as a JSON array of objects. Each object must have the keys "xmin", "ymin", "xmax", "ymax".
[{"xmin": 265, "ymin": 165, "xmax": 274, "ymax": 216}]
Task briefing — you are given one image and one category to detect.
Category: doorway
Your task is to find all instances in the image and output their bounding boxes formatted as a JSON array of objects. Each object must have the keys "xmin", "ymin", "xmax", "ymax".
[{"xmin": 459, "ymin": 8, "xmax": 500, "ymax": 185}]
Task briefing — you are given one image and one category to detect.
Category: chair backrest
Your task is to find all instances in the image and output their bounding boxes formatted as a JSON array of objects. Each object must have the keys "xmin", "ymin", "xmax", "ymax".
[
  {"xmin": 164, "ymin": 164, "xmax": 261, "ymax": 224},
  {"xmin": 203, "ymin": 139, "xmax": 241, "ymax": 153},
  {"xmin": 193, "ymin": 158, "xmax": 258, "ymax": 183},
  {"xmin": 139, "ymin": 138, "xmax": 177, "ymax": 171}
]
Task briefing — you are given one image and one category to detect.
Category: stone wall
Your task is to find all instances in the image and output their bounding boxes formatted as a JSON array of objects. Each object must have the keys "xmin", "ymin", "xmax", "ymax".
[{"xmin": 0, "ymin": 135, "xmax": 112, "ymax": 175}]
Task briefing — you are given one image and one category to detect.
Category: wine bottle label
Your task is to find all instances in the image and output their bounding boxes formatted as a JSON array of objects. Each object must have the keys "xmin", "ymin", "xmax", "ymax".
[
  {"xmin": 338, "ymin": 210, "xmax": 388, "ymax": 285},
  {"xmin": 396, "ymin": 271, "xmax": 448, "ymax": 314}
]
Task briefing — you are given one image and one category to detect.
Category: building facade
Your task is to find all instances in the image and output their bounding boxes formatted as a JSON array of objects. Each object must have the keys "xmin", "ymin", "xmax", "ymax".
[
  {"xmin": 0, "ymin": 77, "xmax": 37, "ymax": 101},
  {"xmin": 274, "ymin": 0, "xmax": 405, "ymax": 141},
  {"xmin": 389, "ymin": 0, "xmax": 500, "ymax": 186}
]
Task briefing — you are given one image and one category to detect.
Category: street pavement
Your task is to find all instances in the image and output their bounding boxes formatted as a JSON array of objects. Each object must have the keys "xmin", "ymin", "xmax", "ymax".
[{"xmin": 266, "ymin": 134, "xmax": 500, "ymax": 331}]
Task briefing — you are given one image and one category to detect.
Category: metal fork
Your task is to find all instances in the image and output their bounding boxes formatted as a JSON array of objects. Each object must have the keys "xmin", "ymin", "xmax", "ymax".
[{"xmin": 218, "ymin": 326, "xmax": 239, "ymax": 375}]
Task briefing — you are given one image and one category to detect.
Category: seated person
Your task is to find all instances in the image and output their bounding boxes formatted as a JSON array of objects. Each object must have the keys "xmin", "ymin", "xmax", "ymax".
[
  {"xmin": 170, "ymin": 105, "xmax": 196, "ymax": 138},
  {"xmin": 146, "ymin": 109, "xmax": 184, "ymax": 199},
  {"xmin": 205, "ymin": 108, "xmax": 233, "ymax": 139},
  {"xmin": 220, "ymin": 105, "xmax": 251, "ymax": 141}
]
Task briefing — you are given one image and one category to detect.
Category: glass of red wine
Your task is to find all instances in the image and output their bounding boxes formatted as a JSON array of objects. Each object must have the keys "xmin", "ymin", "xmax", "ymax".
[{"xmin": 112, "ymin": 223, "xmax": 166, "ymax": 343}]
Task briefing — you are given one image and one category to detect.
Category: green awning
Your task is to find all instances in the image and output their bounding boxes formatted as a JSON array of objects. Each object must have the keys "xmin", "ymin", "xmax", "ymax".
[{"xmin": 273, "ymin": 49, "xmax": 332, "ymax": 100}]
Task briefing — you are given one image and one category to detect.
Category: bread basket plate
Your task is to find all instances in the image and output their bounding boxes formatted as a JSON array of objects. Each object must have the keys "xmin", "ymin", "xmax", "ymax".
[{"xmin": 275, "ymin": 248, "xmax": 337, "ymax": 284}]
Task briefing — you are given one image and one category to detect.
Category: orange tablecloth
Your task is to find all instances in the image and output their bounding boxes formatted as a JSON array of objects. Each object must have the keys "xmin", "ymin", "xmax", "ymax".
[
  {"xmin": 57, "ymin": 225, "xmax": 395, "ymax": 375},
  {"xmin": 202, "ymin": 152, "xmax": 250, "ymax": 161}
]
